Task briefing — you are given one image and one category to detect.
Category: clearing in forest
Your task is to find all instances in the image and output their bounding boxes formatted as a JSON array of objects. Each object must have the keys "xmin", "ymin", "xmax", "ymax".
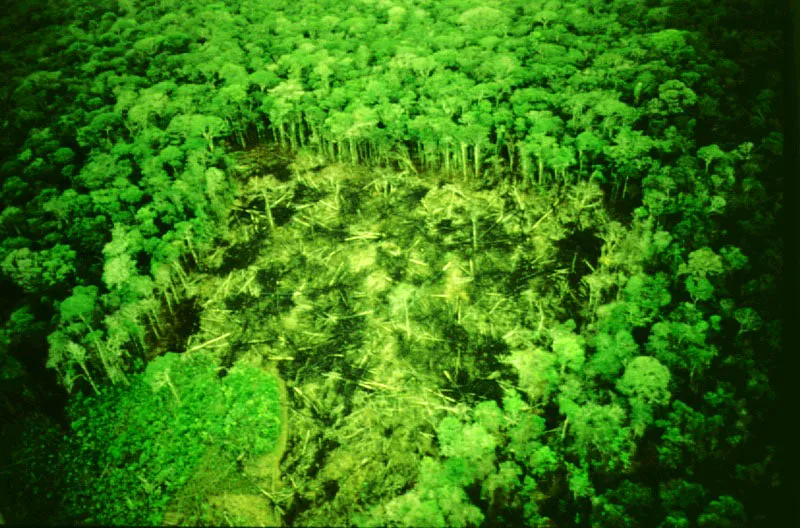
[{"xmin": 176, "ymin": 147, "xmax": 607, "ymax": 525}]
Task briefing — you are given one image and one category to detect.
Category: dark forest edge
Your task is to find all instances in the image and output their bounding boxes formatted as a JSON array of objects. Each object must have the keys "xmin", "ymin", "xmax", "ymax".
[{"xmin": 0, "ymin": 0, "xmax": 786, "ymax": 526}]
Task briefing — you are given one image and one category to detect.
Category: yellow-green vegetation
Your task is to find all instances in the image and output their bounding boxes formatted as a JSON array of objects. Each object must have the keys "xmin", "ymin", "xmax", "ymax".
[{"xmin": 188, "ymin": 159, "xmax": 595, "ymax": 525}]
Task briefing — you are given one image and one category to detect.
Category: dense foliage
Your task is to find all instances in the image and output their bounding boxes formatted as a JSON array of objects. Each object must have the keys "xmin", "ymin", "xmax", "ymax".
[
  {"xmin": 0, "ymin": 0, "xmax": 786, "ymax": 526},
  {"xmin": 3, "ymin": 350, "xmax": 283, "ymax": 525},
  {"xmin": 58, "ymin": 352, "xmax": 281, "ymax": 525}
]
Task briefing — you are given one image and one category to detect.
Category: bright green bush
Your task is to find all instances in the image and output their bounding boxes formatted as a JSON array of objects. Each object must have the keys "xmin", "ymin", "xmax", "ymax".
[{"xmin": 58, "ymin": 352, "xmax": 281, "ymax": 525}]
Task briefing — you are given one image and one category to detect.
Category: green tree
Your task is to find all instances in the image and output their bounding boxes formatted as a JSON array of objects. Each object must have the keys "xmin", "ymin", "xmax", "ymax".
[
  {"xmin": 696, "ymin": 144, "xmax": 726, "ymax": 173},
  {"xmin": 591, "ymin": 481, "xmax": 655, "ymax": 528},
  {"xmin": 618, "ymin": 355, "xmax": 671, "ymax": 436},
  {"xmin": 457, "ymin": 6, "xmax": 508, "ymax": 36},
  {"xmin": 677, "ymin": 247, "xmax": 724, "ymax": 303},
  {"xmin": 559, "ymin": 382, "xmax": 635, "ymax": 472},
  {"xmin": 654, "ymin": 80, "xmax": 697, "ymax": 115},
  {"xmin": 166, "ymin": 114, "xmax": 230, "ymax": 152},
  {"xmin": 618, "ymin": 356, "xmax": 671, "ymax": 406},
  {"xmin": 647, "ymin": 303, "xmax": 718, "ymax": 381},
  {"xmin": 369, "ymin": 457, "xmax": 485, "ymax": 528},
  {"xmin": 576, "ymin": 130, "xmax": 605, "ymax": 179},
  {"xmin": 46, "ymin": 332, "xmax": 100, "ymax": 394},
  {"xmin": 1, "ymin": 244, "xmax": 76, "ymax": 293},
  {"xmin": 587, "ymin": 329, "xmax": 639, "ymax": 381},
  {"xmin": 697, "ymin": 496, "xmax": 746, "ymax": 528},
  {"xmin": 53, "ymin": 285, "xmax": 127, "ymax": 385}
]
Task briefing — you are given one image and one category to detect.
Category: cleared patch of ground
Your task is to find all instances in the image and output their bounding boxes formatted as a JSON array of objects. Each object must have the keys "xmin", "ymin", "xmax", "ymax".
[{"xmin": 172, "ymin": 151, "xmax": 608, "ymax": 525}]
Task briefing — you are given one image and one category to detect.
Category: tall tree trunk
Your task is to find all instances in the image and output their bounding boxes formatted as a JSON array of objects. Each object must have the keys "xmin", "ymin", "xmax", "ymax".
[
  {"xmin": 519, "ymin": 144, "xmax": 530, "ymax": 185},
  {"xmin": 78, "ymin": 315, "xmax": 114, "ymax": 383},
  {"xmin": 297, "ymin": 120, "xmax": 306, "ymax": 149},
  {"xmin": 288, "ymin": 122, "xmax": 297, "ymax": 151},
  {"xmin": 461, "ymin": 142, "xmax": 468, "ymax": 179},
  {"xmin": 77, "ymin": 360, "xmax": 99, "ymax": 394},
  {"xmin": 146, "ymin": 311, "xmax": 161, "ymax": 338},
  {"xmin": 538, "ymin": 159, "xmax": 544, "ymax": 185},
  {"xmin": 279, "ymin": 123, "xmax": 287, "ymax": 148}
]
